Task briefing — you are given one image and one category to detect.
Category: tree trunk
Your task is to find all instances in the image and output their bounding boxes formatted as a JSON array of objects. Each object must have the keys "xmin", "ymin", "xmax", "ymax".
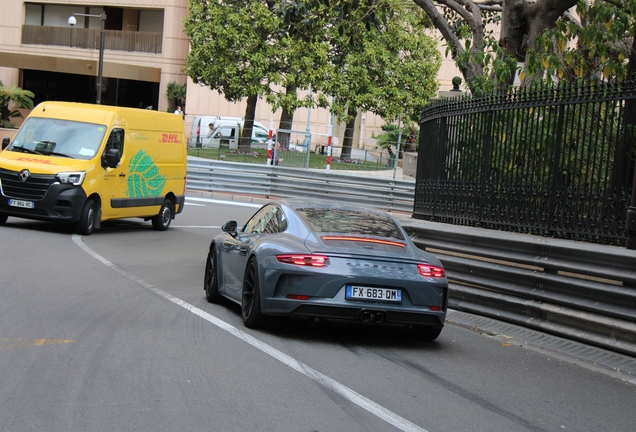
[
  {"xmin": 278, "ymin": 84, "xmax": 296, "ymax": 150},
  {"xmin": 240, "ymin": 94, "xmax": 258, "ymax": 152},
  {"xmin": 340, "ymin": 106, "xmax": 357, "ymax": 159}
]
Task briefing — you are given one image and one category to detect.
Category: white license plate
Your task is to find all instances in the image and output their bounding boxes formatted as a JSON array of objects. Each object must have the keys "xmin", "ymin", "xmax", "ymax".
[
  {"xmin": 345, "ymin": 285, "xmax": 402, "ymax": 303},
  {"xmin": 8, "ymin": 199, "xmax": 34, "ymax": 209}
]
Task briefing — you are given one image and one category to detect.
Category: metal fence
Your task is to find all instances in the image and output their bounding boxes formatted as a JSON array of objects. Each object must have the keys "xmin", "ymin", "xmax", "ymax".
[{"xmin": 415, "ymin": 81, "xmax": 636, "ymax": 246}]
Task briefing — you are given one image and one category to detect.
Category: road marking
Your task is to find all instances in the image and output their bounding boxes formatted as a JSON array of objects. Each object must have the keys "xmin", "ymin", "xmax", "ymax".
[
  {"xmin": 72, "ymin": 234, "xmax": 428, "ymax": 432},
  {"xmin": 0, "ymin": 338, "xmax": 74, "ymax": 349},
  {"xmin": 186, "ymin": 197, "xmax": 261, "ymax": 208}
]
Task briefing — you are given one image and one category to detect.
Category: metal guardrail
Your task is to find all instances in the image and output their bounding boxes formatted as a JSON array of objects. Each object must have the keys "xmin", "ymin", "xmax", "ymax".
[
  {"xmin": 186, "ymin": 157, "xmax": 415, "ymax": 213},
  {"xmin": 399, "ymin": 220, "xmax": 636, "ymax": 357}
]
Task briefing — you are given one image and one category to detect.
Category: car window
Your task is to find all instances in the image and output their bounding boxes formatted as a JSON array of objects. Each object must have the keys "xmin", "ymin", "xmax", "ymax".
[
  {"xmin": 243, "ymin": 205, "xmax": 285, "ymax": 234},
  {"xmin": 296, "ymin": 208, "xmax": 404, "ymax": 239}
]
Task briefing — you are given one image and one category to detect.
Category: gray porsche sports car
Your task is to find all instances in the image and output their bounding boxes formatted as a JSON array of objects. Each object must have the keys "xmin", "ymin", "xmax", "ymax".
[{"xmin": 204, "ymin": 200, "xmax": 448, "ymax": 340}]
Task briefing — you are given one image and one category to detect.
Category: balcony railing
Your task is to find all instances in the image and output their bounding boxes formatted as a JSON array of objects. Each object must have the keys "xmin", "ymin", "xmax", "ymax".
[{"xmin": 21, "ymin": 25, "xmax": 162, "ymax": 54}]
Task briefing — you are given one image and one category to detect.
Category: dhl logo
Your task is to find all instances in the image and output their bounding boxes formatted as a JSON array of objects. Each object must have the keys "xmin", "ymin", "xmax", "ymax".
[
  {"xmin": 161, "ymin": 133, "xmax": 182, "ymax": 144},
  {"xmin": 16, "ymin": 157, "xmax": 54, "ymax": 165}
]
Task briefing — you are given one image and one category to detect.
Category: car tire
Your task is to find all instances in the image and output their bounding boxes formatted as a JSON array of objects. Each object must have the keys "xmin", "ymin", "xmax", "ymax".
[
  {"xmin": 152, "ymin": 199, "xmax": 173, "ymax": 231},
  {"xmin": 204, "ymin": 246, "xmax": 222, "ymax": 303},
  {"xmin": 241, "ymin": 258, "xmax": 267, "ymax": 329},
  {"xmin": 0, "ymin": 214, "xmax": 7, "ymax": 225},
  {"xmin": 76, "ymin": 198, "xmax": 96, "ymax": 235},
  {"xmin": 407, "ymin": 326, "xmax": 442, "ymax": 342}
]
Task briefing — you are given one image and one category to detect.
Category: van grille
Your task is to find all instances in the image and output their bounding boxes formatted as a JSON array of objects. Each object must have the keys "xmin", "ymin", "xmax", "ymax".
[{"xmin": 0, "ymin": 168, "xmax": 56, "ymax": 200}]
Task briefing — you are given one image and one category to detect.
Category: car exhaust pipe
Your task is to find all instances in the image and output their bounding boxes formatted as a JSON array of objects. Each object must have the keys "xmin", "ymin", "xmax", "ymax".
[
  {"xmin": 373, "ymin": 312, "xmax": 385, "ymax": 324},
  {"xmin": 360, "ymin": 312, "xmax": 372, "ymax": 323}
]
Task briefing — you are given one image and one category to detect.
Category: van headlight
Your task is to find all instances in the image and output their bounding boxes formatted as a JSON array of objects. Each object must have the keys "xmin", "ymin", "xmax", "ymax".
[{"xmin": 56, "ymin": 172, "xmax": 86, "ymax": 186}]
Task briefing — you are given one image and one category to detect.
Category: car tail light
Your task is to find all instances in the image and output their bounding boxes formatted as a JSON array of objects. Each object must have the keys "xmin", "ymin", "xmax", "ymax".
[
  {"xmin": 430, "ymin": 306, "xmax": 441, "ymax": 311},
  {"xmin": 276, "ymin": 254, "xmax": 329, "ymax": 267},
  {"xmin": 286, "ymin": 294, "xmax": 310, "ymax": 300},
  {"xmin": 321, "ymin": 236, "xmax": 406, "ymax": 248},
  {"xmin": 417, "ymin": 264, "xmax": 445, "ymax": 278}
]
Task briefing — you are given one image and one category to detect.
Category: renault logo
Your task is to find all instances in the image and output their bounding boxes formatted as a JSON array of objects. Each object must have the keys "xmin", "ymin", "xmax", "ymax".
[{"xmin": 18, "ymin": 169, "xmax": 31, "ymax": 183}]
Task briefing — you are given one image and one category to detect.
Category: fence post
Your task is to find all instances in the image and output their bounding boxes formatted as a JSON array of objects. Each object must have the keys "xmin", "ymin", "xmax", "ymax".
[
  {"xmin": 477, "ymin": 109, "xmax": 494, "ymax": 227},
  {"xmin": 548, "ymin": 103, "xmax": 566, "ymax": 237},
  {"xmin": 432, "ymin": 117, "xmax": 447, "ymax": 219}
]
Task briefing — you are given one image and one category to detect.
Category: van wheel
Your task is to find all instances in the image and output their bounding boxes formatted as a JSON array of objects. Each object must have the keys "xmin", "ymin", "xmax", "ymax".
[
  {"xmin": 0, "ymin": 214, "xmax": 8, "ymax": 225},
  {"xmin": 76, "ymin": 199, "xmax": 96, "ymax": 235},
  {"xmin": 152, "ymin": 199, "xmax": 173, "ymax": 231}
]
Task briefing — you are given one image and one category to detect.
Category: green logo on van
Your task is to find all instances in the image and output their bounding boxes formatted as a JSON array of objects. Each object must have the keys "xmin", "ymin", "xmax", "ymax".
[{"xmin": 127, "ymin": 150, "xmax": 166, "ymax": 198}]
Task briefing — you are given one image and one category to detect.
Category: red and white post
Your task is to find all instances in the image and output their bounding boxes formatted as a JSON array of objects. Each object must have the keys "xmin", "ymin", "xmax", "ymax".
[
  {"xmin": 326, "ymin": 123, "xmax": 332, "ymax": 171},
  {"xmin": 266, "ymin": 119, "xmax": 274, "ymax": 166}
]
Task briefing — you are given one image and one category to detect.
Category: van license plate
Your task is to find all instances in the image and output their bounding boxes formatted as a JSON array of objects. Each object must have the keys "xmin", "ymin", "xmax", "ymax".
[
  {"xmin": 8, "ymin": 199, "xmax": 34, "ymax": 209},
  {"xmin": 345, "ymin": 285, "xmax": 402, "ymax": 303}
]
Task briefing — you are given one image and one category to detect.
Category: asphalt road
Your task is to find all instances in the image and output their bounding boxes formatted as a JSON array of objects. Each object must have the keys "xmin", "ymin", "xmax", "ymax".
[{"xmin": 1, "ymin": 196, "xmax": 635, "ymax": 432}]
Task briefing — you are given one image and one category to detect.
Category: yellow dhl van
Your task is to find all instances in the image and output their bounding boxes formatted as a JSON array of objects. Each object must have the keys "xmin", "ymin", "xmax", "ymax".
[{"xmin": 0, "ymin": 102, "xmax": 187, "ymax": 235}]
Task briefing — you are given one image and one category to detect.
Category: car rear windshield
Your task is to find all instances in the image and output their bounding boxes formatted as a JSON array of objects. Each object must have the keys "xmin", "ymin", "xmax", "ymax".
[{"xmin": 296, "ymin": 208, "xmax": 404, "ymax": 240}]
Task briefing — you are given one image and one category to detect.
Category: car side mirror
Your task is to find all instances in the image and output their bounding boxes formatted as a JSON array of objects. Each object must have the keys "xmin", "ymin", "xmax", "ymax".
[
  {"xmin": 222, "ymin": 220, "xmax": 238, "ymax": 236},
  {"xmin": 2, "ymin": 137, "xmax": 10, "ymax": 150},
  {"xmin": 102, "ymin": 148, "xmax": 121, "ymax": 169}
]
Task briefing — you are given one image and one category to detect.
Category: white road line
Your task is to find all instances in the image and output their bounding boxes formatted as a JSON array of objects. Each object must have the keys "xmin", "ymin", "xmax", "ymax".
[
  {"xmin": 186, "ymin": 196, "xmax": 262, "ymax": 208},
  {"xmin": 72, "ymin": 234, "xmax": 428, "ymax": 432}
]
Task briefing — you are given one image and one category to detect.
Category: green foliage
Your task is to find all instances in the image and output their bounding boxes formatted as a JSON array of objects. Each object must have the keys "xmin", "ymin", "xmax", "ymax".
[
  {"xmin": 0, "ymin": 81, "xmax": 35, "ymax": 128},
  {"xmin": 524, "ymin": 1, "xmax": 636, "ymax": 83},
  {"xmin": 166, "ymin": 81, "xmax": 186, "ymax": 111},
  {"xmin": 184, "ymin": 0, "xmax": 439, "ymax": 129},
  {"xmin": 184, "ymin": 0, "xmax": 279, "ymax": 102},
  {"xmin": 324, "ymin": 0, "xmax": 441, "ymax": 123},
  {"xmin": 373, "ymin": 122, "xmax": 419, "ymax": 155}
]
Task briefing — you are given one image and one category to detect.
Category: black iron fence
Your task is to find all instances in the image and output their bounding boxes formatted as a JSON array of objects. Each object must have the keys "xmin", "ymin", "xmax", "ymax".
[{"xmin": 414, "ymin": 81, "xmax": 636, "ymax": 246}]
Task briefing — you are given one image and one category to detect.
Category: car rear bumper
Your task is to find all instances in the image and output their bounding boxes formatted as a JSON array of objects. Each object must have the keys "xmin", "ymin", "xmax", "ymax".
[{"xmin": 262, "ymin": 298, "xmax": 445, "ymax": 327}]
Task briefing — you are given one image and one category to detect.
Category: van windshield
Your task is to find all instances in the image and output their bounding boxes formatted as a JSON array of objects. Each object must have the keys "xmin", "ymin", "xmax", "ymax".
[{"xmin": 8, "ymin": 118, "xmax": 107, "ymax": 160}]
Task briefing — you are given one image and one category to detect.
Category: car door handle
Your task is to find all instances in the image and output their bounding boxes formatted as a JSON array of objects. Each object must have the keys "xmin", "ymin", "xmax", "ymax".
[
  {"xmin": 239, "ymin": 246, "xmax": 248, "ymax": 255},
  {"xmin": 119, "ymin": 173, "xmax": 126, "ymax": 177}
]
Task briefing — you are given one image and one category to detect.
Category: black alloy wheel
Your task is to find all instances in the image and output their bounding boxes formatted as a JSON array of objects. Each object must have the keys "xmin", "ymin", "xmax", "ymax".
[
  {"xmin": 241, "ymin": 258, "xmax": 266, "ymax": 328},
  {"xmin": 204, "ymin": 247, "xmax": 222, "ymax": 303}
]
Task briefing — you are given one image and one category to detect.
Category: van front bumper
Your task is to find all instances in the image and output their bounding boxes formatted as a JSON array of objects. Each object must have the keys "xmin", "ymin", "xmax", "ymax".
[{"xmin": 0, "ymin": 183, "xmax": 87, "ymax": 223}]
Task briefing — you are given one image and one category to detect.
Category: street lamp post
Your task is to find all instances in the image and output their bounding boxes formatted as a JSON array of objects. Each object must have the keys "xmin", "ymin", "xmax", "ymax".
[{"xmin": 68, "ymin": 12, "xmax": 107, "ymax": 104}]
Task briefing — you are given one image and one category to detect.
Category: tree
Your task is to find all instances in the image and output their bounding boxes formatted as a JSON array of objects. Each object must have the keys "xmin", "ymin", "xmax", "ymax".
[
  {"xmin": 0, "ymin": 81, "xmax": 35, "ymax": 128},
  {"xmin": 166, "ymin": 81, "xmax": 186, "ymax": 113},
  {"xmin": 411, "ymin": 0, "xmax": 579, "ymax": 92},
  {"xmin": 524, "ymin": 1, "xmax": 636, "ymax": 83},
  {"xmin": 185, "ymin": 0, "xmax": 280, "ymax": 151},
  {"xmin": 325, "ymin": 1, "xmax": 440, "ymax": 158}
]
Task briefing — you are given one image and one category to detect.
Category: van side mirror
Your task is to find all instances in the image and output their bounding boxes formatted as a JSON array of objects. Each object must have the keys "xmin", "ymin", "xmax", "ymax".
[
  {"xmin": 102, "ymin": 148, "xmax": 121, "ymax": 169},
  {"xmin": 2, "ymin": 137, "xmax": 10, "ymax": 150}
]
